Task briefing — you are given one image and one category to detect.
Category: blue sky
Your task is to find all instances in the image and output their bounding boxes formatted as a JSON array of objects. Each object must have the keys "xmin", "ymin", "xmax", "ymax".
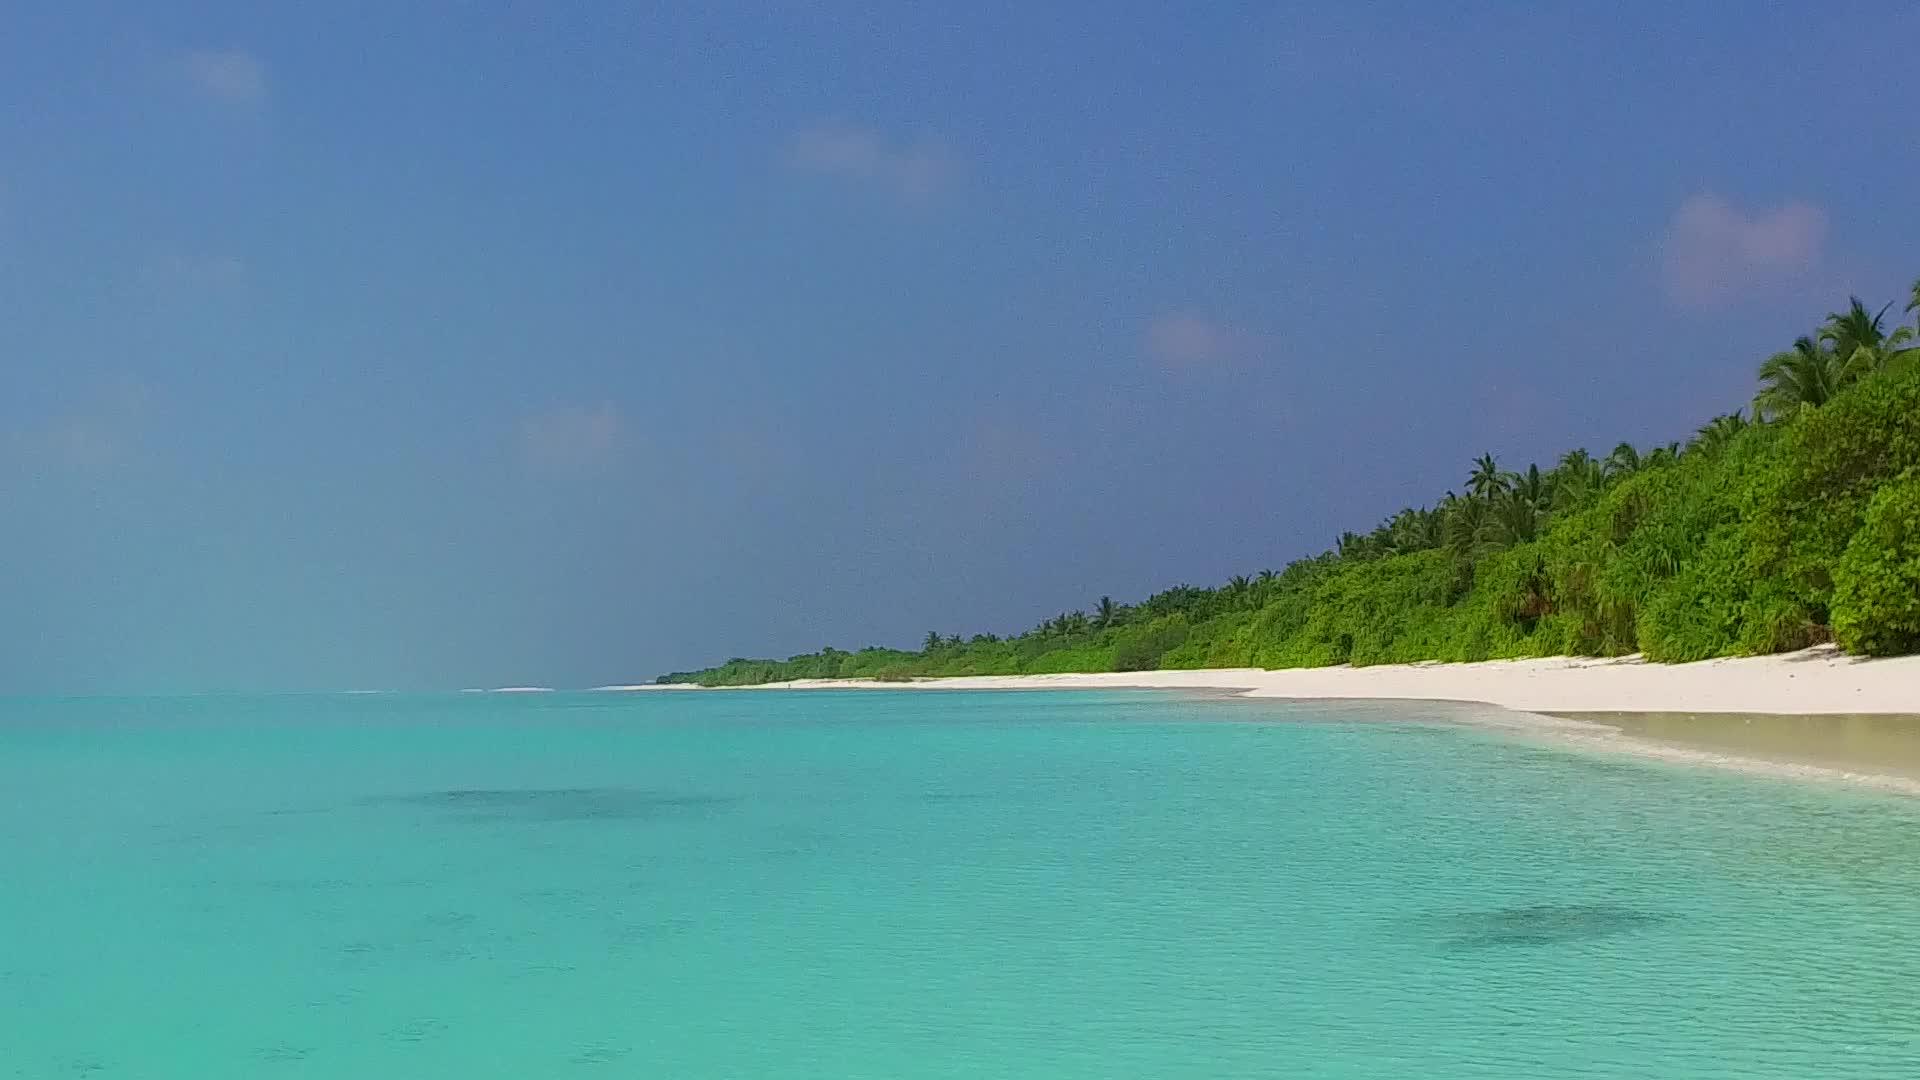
[{"xmin": 4, "ymin": 3, "xmax": 1918, "ymax": 692}]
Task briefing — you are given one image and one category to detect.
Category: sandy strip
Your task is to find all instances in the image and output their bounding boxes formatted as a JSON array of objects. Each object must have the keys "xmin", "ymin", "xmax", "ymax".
[
  {"xmin": 1534, "ymin": 711, "xmax": 1920, "ymax": 793},
  {"xmin": 695, "ymin": 645, "xmax": 1919, "ymax": 715},
  {"xmin": 634, "ymin": 647, "xmax": 1920, "ymax": 789}
]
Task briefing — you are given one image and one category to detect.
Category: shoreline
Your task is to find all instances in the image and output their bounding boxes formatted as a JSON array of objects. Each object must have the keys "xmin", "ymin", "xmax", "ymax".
[
  {"xmin": 650, "ymin": 644, "xmax": 1919, "ymax": 715},
  {"xmin": 1501, "ymin": 715, "xmax": 1920, "ymax": 796},
  {"xmin": 631, "ymin": 646, "xmax": 1920, "ymax": 792}
]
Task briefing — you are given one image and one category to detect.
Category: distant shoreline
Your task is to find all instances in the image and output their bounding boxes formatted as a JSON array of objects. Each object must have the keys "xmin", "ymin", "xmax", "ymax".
[
  {"xmin": 619, "ymin": 647, "xmax": 1920, "ymax": 791},
  {"xmin": 632, "ymin": 645, "xmax": 1919, "ymax": 715}
]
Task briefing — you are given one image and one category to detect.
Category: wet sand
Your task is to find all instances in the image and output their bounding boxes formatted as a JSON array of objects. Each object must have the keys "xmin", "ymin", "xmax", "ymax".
[{"xmin": 1549, "ymin": 711, "xmax": 1920, "ymax": 785}]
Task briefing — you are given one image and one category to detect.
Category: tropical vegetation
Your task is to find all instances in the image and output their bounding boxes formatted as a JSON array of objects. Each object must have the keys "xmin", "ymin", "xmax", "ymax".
[{"xmin": 660, "ymin": 282, "xmax": 1920, "ymax": 685}]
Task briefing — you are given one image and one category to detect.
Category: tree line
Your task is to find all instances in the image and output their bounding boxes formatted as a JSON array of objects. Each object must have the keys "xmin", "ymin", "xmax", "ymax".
[{"xmin": 661, "ymin": 281, "xmax": 1920, "ymax": 685}]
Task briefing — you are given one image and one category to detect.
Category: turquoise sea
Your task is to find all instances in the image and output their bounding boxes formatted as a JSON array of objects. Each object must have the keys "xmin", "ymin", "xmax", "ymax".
[{"xmin": 5, "ymin": 690, "xmax": 1920, "ymax": 1078}]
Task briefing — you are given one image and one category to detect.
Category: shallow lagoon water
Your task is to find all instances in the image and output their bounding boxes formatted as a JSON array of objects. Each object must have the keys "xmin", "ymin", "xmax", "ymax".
[{"xmin": 5, "ymin": 691, "xmax": 1920, "ymax": 1078}]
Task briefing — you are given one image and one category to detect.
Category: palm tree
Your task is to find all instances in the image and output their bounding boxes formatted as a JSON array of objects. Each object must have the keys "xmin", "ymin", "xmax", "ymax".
[
  {"xmin": 1688, "ymin": 411, "xmax": 1749, "ymax": 456},
  {"xmin": 1414, "ymin": 507, "xmax": 1446, "ymax": 550},
  {"xmin": 1224, "ymin": 575, "xmax": 1255, "ymax": 609},
  {"xmin": 1821, "ymin": 297, "xmax": 1892, "ymax": 362},
  {"xmin": 1452, "ymin": 466, "xmax": 1550, "ymax": 551},
  {"xmin": 1467, "ymin": 453, "xmax": 1508, "ymax": 500},
  {"xmin": 1602, "ymin": 442, "xmax": 1642, "ymax": 481},
  {"xmin": 1093, "ymin": 596, "xmax": 1117, "ymax": 629},
  {"xmin": 1384, "ymin": 507, "xmax": 1438, "ymax": 554},
  {"xmin": 1901, "ymin": 279, "xmax": 1920, "ymax": 369},
  {"xmin": 1510, "ymin": 464, "xmax": 1551, "ymax": 516},
  {"xmin": 1553, "ymin": 449, "xmax": 1604, "ymax": 508},
  {"xmin": 1444, "ymin": 496, "xmax": 1491, "ymax": 553},
  {"xmin": 1487, "ymin": 489, "xmax": 1542, "ymax": 548},
  {"xmin": 923, "ymin": 630, "xmax": 943, "ymax": 652},
  {"xmin": 1753, "ymin": 335, "xmax": 1843, "ymax": 419},
  {"xmin": 1820, "ymin": 296, "xmax": 1915, "ymax": 378}
]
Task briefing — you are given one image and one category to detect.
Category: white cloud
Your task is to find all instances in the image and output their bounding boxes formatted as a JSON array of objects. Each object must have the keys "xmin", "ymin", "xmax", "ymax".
[
  {"xmin": 783, "ymin": 123, "xmax": 956, "ymax": 199},
  {"xmin": 519, "ymin": 404, "xmax": 622, "ymax": 468},
  {"xmin": 1145, "ymin": 311, "xmax": 1251, "ymax": 370},
  {"xmin": 180, "ymin": 49, "xmax": 267, "ymax": 104},
  {"xmin": 1660, "ymin": 194, "xmax": 1826, "ymax": 308}
]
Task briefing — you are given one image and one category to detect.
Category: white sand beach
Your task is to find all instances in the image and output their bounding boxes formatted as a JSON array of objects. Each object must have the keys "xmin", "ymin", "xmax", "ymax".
[
  {"xmin": 666, "ymin": 645, "xmax": 1917, "ymax": 789},
  {"xmin": 713, "ymin": 645, "xmax": 1918, "ymax": 715}
]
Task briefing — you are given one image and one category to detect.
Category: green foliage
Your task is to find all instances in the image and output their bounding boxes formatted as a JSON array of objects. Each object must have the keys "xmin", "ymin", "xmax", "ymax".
[
  {"xmin": 1755, "ymin": 336, "xmax": 1845, "ymax": 419},
  {"xmin": 1261, "ymin": 550, "xmax": 1459, "ymax": 666},
  {"xmin": 1635, "ymin": 528, "xmax": 1755, "ymax": 662},
  {"xmin": 1111, "ymin": 615, "xmax": 1191, "ymax": 672},
  {"xmin": 1743, "ymin": 360, "xmax": 1920, "ymax": 618},
  {"xmin": 659, "ymin": 287, "xmax": 1920, "ymax": 686},
  {"xmin": 1832, "ymin": 470, "xmax": 1920, "ymax": 656}
]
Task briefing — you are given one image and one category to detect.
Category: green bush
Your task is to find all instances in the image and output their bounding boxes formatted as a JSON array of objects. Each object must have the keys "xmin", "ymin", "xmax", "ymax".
[
  {"xmin": 1111, "ymin": 615, "xmax": 1191, "ymax": 671},
  {"xmin": 1256, "ymin": 550, "xmax": 1460, "ymax": 667},
  {"xmin": 1440, "ymin": 543, "xmax": 1562, "ymax": 660},
  {"xmin": 1636, "ymin": 528, "xmax": 1747, "ymax": 661},
  {"xmin": 1832, "ymin": 469, "xmax": 1920, "ymax": 656},
  {"xmin": 1159, "ymin": 611, "xmax": 1253, "ymax": 668},
  {"xmin": 1744, "ymin": 363, "xmax": 1920, "ymax": 617}
]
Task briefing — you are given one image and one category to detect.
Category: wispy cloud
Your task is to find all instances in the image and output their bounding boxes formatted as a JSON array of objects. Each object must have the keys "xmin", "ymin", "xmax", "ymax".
[
  {"xmin": 180, "ymin": 48, "xmax": 268, "ymax": 105},
  {"xmin": 782, "ymin": 122, "xmax": 957, "ymax": 199},
  {"xmin": 1660, "ymin": 194, "xmax": 1826, "ymax": 309},
  {"xmin": 1145, "ymin": 311, "xmax": 1254, "ymax": 370},
  {"xmin": 518, "ymin": 404, "xmax": 622, "ymax": 468}
]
